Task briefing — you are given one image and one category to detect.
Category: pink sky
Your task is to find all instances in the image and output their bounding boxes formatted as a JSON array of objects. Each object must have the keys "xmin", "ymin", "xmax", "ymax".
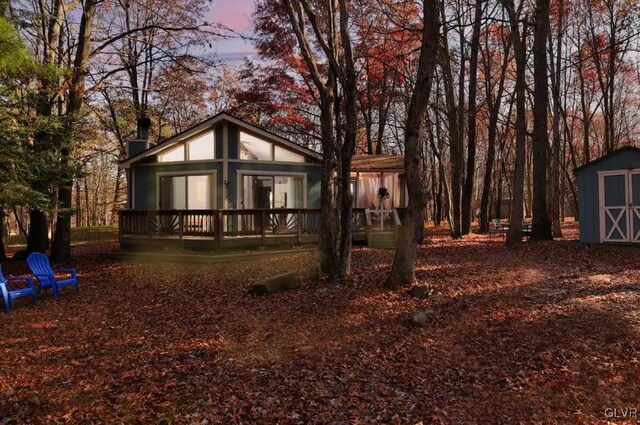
[{"xmin": 207, "ymin": 0, "xmax": 257, "ymax": 59}]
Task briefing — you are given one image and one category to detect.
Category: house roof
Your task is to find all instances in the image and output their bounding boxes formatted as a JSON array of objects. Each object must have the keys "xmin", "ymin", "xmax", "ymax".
[
  {"xmin": 351, "ymin": 155, "xmax": 404, "ymax": 171},
  {"xmin": 573, "ymin": 146, "xmax": 640, "ymax": 174},
  {"xmin": 120, "ymin": 112, "xmax": 321, "ymax": 168}
]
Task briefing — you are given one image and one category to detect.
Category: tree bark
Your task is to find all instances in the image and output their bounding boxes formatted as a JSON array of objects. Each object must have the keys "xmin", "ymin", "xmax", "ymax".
[
  {"xmin": 52, "ymin": 0, "xmax": 98, "ymax": 262},
  {"xmin": 461, "ymin": 0, "xmax": 483, "ymax": 235},
  {"xmin": 501, "ymin": 2, "xmax": 527, "ymax": 246},
  {"xmin": 548, "ymin": 0, "xmax": 564, "ymax": 237},
  {"xmin": 0, "ymin": 209, "xmax": 6, "ymax": 261},
  {"xmin": 530, "ymin": 0, "xmax": 553, "ymax": 241},
  {"xmin": 439, "ymin": 12, "xmax": 463, "ymax": 239},
  {"xmin": 281, "ymin": 0, "xmax": 358, "ymax": 282},
  {"xmin": 384, "ymin": 0, "xmax": 439, "ymax": 289},
  {"xmin": 479, "ymin": 26, "xmax": 512, "ymax": 233}
]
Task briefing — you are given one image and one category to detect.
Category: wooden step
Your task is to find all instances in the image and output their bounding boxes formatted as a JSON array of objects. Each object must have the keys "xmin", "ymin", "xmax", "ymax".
[{"xmin": 367, "ymin": 232, "xmax": 396, "ymax": 249}]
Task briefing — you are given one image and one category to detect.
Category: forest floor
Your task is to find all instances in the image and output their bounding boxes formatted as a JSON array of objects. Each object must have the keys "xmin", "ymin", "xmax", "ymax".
[{"xmin": 1, "ymin": 221, "xmax": 640, "ymax": 424}]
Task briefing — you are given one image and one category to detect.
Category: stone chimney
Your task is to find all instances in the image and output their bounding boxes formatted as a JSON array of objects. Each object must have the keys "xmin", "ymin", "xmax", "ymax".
[{"xmin": 127, "ymin": 117, "xmax": 152, "ymax": 158}]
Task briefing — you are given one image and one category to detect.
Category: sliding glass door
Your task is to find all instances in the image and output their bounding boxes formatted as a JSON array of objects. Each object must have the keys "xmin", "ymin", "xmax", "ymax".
[
  {"xmin": 159, "ymin": 174, "xmax": 214, "ymax": 210},
  {"xmin": 241, "ymin": 175, "xmax": 305, "ymax": 209}
]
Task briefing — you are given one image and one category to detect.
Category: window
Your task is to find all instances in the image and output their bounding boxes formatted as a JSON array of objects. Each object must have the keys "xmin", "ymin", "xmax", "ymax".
[
  {"xmin": 274, "ymin": 146, "xmax": 304, "ymax": 163},
  {"xmin": 241, "ymin": 175, "xmax": 305, "ymax": 208},
  {"xmin": 160, "ymin": 176, "xmax": 186, "ymax": 209},
  {"xmin": 188, "ymin": 131, "xmax": 215, "ymax": 160},
  {"xmin": 160, "ymin": 174, "xmax": 214, "ymax": 210},
  {"xmin": 159, "ymin": 145, "xmax": 185, "ymax": 162},
  {"xmin": 187, "ymin": 175, "xmax": 213, "ymax": 209},
  {"xmin": 274, "ymin": 176, "xmax": 304, "ymax": 208},
  {"xmin": 240, "ymin": 132, "xmax": 272, "ymax": 160}
]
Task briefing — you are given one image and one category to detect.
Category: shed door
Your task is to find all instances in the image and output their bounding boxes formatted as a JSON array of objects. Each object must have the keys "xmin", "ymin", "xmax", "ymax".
[
  {"xmin": 599, "ymin": 172, "xmax": 629, "ymax": 243},
  {"xmin": 630, "ymin": 171, "xmax": 640, "ymax": 243}
]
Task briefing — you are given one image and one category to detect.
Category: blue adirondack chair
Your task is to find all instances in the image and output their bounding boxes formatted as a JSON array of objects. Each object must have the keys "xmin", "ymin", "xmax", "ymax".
[
  {"xmin": 0, "ymin": 265, "xmax": 37, "ymax": 312},
  {"xmin": 26, "ymin": 253, "xmax": 79, "ymax": 299}
]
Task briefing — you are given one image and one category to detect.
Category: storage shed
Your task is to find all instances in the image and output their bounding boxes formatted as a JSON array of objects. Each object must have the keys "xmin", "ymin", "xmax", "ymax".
[{"xmin": 574, "ymin": 146, "xmax": 640, "ymax": 244}]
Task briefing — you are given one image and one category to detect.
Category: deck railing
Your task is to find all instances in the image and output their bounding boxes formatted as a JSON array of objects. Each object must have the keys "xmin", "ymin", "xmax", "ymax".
[
  {"xmin": 118, "ymin": 207, "xmax": 405, "ymax": 244},
  {"xmin": 119, "ymin": 208, "xmax": 322, "ymax": 243}
]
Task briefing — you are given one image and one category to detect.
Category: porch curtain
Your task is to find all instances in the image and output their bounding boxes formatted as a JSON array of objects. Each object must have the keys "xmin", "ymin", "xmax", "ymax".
[
  {"xmin": 357, "ymin": 173, "xmax": 381, "ymax": 209},
  {"xmin": 383, "ymin": 173, "xmax": 402, "ymax": 208}
]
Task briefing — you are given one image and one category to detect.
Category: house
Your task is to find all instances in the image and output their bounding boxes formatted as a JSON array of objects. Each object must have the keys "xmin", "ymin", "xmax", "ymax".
[
  {"xmin": 350, "ymin": 155, "xmax": 406, "ymax": 210},
  {"xmin": 574, "ymin": 146, "xmax": 640, "ymax": 244},
  {"xmin": 118, "ymin": 112, "xmax": 407, "ymax": 248}
]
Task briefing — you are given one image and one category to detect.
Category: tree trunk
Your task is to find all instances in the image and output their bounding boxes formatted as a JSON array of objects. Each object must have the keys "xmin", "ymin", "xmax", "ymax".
[
  {"xmin": 384, "ymin": 0, "xmax": 439, "ymax": 289},
  {"xmin": 548, "ymin": 0, "xmax": 564, "ymax": 237},
  {"xmin": 27, "ymin": 209, "xmax": 49, "ymax": 253},
  {"xmin": 51, "ymin": 0, "xmax": 98, "ymax": 262},
  {"xmin": 0, "ymin": 209, "xmax": 6, "ymax": 261},
  {"xmin": 317, "ymin": 94, "xmax": 340, "ymax": 278},
  {"xmin": 461, "ymin": 0, "xmax": 483, "ymax": 235},
  {"xmin": 336, "ymin": 0, "xmax": 357, "ymax": 280},
  {"xmin": 530, "ymin": 0, "xmax": 553, "ymax": 241},
  {"xmin": 479, "ymin": 34, "xmax": 511, "ymax": 233},
  {"xmin": 440, "ymin": 14, "xmax": 463, "ymax": 239},
  {"xmin": 502, "ymin": 3, "xmax": 527, "ymax": 246}
]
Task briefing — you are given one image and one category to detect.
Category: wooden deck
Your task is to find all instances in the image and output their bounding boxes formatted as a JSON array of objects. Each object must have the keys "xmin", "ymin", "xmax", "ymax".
[{"xmin": 118, "ymin": 208, "xmax": 404, "ymax": 249}]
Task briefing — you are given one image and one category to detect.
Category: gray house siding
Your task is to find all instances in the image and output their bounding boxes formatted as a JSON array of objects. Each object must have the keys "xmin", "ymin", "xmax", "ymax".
[
  {"xmin": 575, "ymin": 149, "xmax": 640, "ymax": 243},
  {"xmin": 215, "ymin": 125, "xmax": 224, "ymax": 159},
  {"xmin": 228, "ymin": 123, "xmax": 238, "ymax": 160}
]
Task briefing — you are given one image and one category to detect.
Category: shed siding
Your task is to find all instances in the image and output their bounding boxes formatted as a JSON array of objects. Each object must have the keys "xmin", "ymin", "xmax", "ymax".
[{"xmin": 576, "ymin": 150, "xmax": 640, "ymax": 243}]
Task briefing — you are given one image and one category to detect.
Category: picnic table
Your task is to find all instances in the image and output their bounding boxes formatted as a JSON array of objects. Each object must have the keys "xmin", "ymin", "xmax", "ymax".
[{"xmin": 489, "ymin": 220, "xmax": 532, "ymax": 241}]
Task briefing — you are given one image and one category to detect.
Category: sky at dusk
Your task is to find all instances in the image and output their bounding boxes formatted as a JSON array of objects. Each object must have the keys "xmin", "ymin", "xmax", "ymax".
[{"xmin": 207, "ymin": 0, "xmax": 258, "ymax": 63}]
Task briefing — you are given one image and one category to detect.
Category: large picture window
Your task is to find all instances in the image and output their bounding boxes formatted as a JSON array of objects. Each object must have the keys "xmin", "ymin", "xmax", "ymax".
[
  {"xmin": 158, "ymin": 145, "xmax": 185, "ymax": 163},
  {"xmin": 274, "ymin": 145, "xmax": 304, "ymax": 163},
  {"xmin": 239, "ymin": 131, "xmax": 306, "ymax": 163},
  {"xmin": 239, "ymin": 132, "xmax": 272, "ymax": 160},
  {"xmin": 241, "ymin": 174, "xmax": 305, "ymax": 209},
  {"xmin": 188, "ymin": 131, "xmax": 215, "ymax": 160},
  {"xmin": 157, "ymin": 130, "xmax": 215, "ymax": 163},
  {"xmin": 159, "ymin": 174, "xmax": 214, "ymax": 210}
]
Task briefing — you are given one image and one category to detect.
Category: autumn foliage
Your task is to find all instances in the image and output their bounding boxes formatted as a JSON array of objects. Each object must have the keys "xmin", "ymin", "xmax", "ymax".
[{"xmin": 1, "ymin": 223, "xmax": 640, "ymax": 422}]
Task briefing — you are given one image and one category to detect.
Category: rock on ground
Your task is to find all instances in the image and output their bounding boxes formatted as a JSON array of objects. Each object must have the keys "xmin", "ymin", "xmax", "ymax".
[{"xmin": 248, "ymin": 272, "xmax": 300, "ymax": 296}]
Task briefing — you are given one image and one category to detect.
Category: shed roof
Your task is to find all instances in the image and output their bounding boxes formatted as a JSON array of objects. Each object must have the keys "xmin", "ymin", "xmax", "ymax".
[
  {"xmin": 574, "ymin": 146, "xmax": 640, "ymax": 174},
  {"xmin": 352, "ymin": 155, "xmax": 404, "ymax": 172}
]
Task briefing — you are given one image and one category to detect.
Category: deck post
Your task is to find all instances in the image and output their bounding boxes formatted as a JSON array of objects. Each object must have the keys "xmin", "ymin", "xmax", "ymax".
[
  {"xmin": 297, "ymin": 209, "xmax": 302, "ymax": 243},
  {"xmin": 215, "ymin": 211, "xmax": 222, "ymax": 247},
  {"xmin": 178, "ymin": 211, "xmax": 184, "ymax": 240},
  {"xmin": 118, "ymin": 211, "xmax": 124, "ymax": 244},
  {"xmin": 261, "ymin": 210, "xmax": 266, "ymax": 244},
  {"xmin": 147, "ymin": 210, "xmax": 153, "ymax": 237}
]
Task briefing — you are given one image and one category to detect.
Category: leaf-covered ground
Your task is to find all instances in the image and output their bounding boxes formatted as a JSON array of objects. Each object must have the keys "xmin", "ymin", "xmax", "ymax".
[{"xmin": 1, "ymin": 223, "xmax": 640, "ymax": 423}]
